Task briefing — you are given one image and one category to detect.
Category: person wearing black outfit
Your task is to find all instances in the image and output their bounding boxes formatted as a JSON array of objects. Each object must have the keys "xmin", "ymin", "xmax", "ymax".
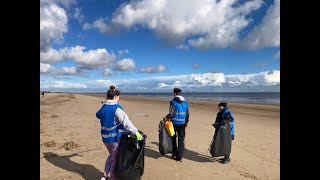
[{"xmin": 213, "ymin": 102, "xmax": 234, "ymax": 164}]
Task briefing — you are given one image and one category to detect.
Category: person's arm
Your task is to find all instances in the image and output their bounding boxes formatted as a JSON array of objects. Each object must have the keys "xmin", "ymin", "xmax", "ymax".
[
  {"xmin": 96, "ymin": 107, "xmax": 104, "ymax": 119},
  {"xmin": 115, "ymin": 108, "xmax": 138, "ymax": 134},
  {"xmin": 166, "ymin": 103, "xmax": 176, "ymax": 119},
  {"xmin": 214, "ymin": 113, "xmax": 219, "ymax": 124},
  {"xmin": 185, "ymin": 107, "xmax": 189, "ymax": 124}
]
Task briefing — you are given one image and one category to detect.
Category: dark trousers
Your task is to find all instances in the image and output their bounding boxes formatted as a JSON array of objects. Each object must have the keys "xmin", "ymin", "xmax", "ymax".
[{"xmin": 172, "ymin": 124, "xmax": 185, "ymax": 159}]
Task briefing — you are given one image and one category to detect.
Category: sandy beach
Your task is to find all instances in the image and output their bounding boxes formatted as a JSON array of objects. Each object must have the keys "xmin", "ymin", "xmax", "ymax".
[{"xmin": 40, "ymin": 93, "xmax": 280, "ymax": 180}]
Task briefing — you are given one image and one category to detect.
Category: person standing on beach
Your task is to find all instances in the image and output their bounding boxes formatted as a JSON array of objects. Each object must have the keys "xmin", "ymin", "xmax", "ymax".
[
  {"xmin": 96, "ymin": 85, "xmax": 143, "ymax": 180},
  {"xmin": 212, "ymin": 102, "xmax": 234, "ymax": 164},
  {"xmin": 165, "ymin": 88, "xmax": 189, "ymax": 162}
]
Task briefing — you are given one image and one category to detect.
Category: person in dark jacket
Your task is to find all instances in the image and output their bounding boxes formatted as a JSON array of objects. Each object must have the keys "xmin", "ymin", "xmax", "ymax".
[
  {"xmin": 165, "ymin": 88, "xmax": 189, "ymax": 162},
  {"xmin": 213, "ymin": 102, "xmax": 234, "ymax": 164}
]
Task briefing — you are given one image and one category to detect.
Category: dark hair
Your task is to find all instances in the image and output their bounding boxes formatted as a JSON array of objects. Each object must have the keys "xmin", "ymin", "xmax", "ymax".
[
  {"xmin": 107, "ymin": 85, "xmax": 120, "ymax": 99},
  {"xmin": 173, "ymin": 88, "xmax": 182, "ymax": 95},
  {"xmin": 218, "ymin": 102, "xmax": 228, "ymax": 107}
]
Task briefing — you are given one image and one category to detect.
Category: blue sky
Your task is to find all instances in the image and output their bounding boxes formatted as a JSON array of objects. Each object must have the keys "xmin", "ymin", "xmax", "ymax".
[{"xmin": 40, "ymin": 0, "xmax": 280, "ymax": 92}]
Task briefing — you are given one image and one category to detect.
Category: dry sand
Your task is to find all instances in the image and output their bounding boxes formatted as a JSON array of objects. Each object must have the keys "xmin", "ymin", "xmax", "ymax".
[{"xmin": 40, "ymin": 93, "xmax": 280, "ymax": 180}]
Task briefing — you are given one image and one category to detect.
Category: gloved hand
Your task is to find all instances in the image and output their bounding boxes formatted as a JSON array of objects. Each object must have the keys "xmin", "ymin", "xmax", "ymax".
[
  {"xmin": 163, "ymin": 116, "xmax": 171, "ymax": 121},
  {"xmin": 185, "ymin": 123, "xmax": 188, "ymax": 128},
  {"xmin": 135, "ymin": 131, "xmax": 143, "ymax": 141}
]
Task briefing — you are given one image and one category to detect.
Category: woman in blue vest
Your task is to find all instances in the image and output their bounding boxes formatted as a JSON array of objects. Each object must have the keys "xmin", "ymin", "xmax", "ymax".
[
  {"xmin": 213, "ymin": 102, "xmax": 235, "ymax": 164},
  {"xmin": 165, "ymin": 88, "xmax": 189, "ymax": 162},
  {"xmin": 96, "ymin": 85, "xmax": 143, "ymax": 180}
]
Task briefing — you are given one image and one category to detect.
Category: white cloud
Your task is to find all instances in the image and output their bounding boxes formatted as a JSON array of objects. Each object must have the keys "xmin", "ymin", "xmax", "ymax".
[
  {"xmin": 74, "ymin": 7, "xmax": 85, "ymax": 23},
  {"xmin": 40, "ymin": 48, "xmax": 65, "ymax": 63},
  {"xmin": 62, "ymin": 66, "xmax": 78, "ymax": 75},
  {"xmin": 265, "ymin": 70, "xmax": 280, "ymax": 84},
  {"xmin": 97, "ymin": 0, "xmax": 264, "ymax": 49},
  {"xmin": 236, "ymin": 0, "xmax": 280, "ymax": 49},
  {"xmin": 40, "ymin": 63, "xmax": 79, "ymax": 75},
  {"xmin": 114, "ymin": 58, "xmax": 135, "ymax": 71},
  {"xmin": 139, "ymin": 64, "xmax": 166, "ymax": 73},
  {"xmin": 192, "ymin": 64, "xmax": 201, "ymax": 69},
  {"xmin": 191, "ymin": 73, "xmax": 225, "ymax": 86},
  {"xmin": 226, "ymin": 70, "xmax": 280, "ymax": 86},
  {"xmin": 93, "ymin": 79, "xmax": 117, "ymax": 88},
  {"xmin": 104, "ymin": 68, "xmax": 113, "ymax": 76},
  {"xmin": 40, "ymin": 63, "xmax": 55, "ymax": 74},
  {"xmin": 158, "ymin": 82, "xmax": 169, "ymax": 88},
  {"xmin": 67, "ymin": 46, "xmax": 116, "ymax": 69},
  {"xmin": 93, "ymin": 18, "xmax": 113, "ymax": 33},
  {"xmin": 40, "ymin": 1, "xmax": 68, "ymax": 51},
  {"xmin": 96, "ymin": 79, "xmax": 111, "ymax": 84},
  {"xmin": 40, "ymin": 46, "xmax": 116, "ymax": 69},
  {"xmin": 103, "ymin": 70, "xmax": 280, "ymax": 90},
  {"xmin": 172, "ymin": 81, "xmax": 182, "ymax": 87},
  {"xmin": 118, "ymin": 49, "xmax": 129, "ymax": 56},
  {"xmin": 47, "ymin": 81, "xmax": 87, "ymax": 88},
  {"xmin": 82, "ymin": 22, "xmax": 92, "ymax": 30}
]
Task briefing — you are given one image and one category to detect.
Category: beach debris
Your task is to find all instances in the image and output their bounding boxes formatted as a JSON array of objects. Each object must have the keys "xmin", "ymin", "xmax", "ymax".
[
  {"xmin": 51, "ymin": 115, "xmax": 59, "ymax": 118},
  {"xmin": 42, "ymin": 140, "xmax": 57, "ymax": 147},
  {"xmin": 135, "ymin": 113, "xmax": 149, "ymax": 116},
  {"xmin": 240, "ymin": 172, "xmax": 257, "ymax": 180},
  {"xmin": 62, "ymin": 141, "xmax": 80, "ymax": 150}
]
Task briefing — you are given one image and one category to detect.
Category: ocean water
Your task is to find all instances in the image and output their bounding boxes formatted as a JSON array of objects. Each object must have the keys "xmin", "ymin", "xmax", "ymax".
[{"xmin": 122, "ymin": 92, "xmax": 280, "ymax": 105}]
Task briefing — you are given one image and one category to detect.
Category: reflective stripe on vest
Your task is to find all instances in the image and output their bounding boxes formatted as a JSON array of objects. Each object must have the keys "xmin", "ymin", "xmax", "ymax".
[
  {"xmin": 101, "ymin": 128, "xmax": 130, "ymax": 138},
  {"xmin": 175, "ymin": 112, "xmax": 186, "ymax": 115},
  {"xmin": 101, "ymin": 124, "xmax": 119, "ymax": 131}
]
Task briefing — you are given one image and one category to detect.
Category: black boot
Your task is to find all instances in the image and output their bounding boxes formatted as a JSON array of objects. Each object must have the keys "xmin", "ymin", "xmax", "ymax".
[{"xmin": 220, "ymin": 156, "xmax": 230, "ymax": 164}]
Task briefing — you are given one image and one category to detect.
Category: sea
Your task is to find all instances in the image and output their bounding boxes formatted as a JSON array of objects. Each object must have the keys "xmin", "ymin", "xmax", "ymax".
[{"xmin": 121, "ymin": 92, "xmax": 280, "ymax": 105}]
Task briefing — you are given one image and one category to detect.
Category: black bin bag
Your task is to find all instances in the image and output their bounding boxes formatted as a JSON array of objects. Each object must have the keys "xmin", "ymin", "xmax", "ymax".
[
  {"xmin": 115, "ymin": 130, "xmax": 147, "ymax": 180},
  {"xmin": 158, "ymin": 120, "xmax": 173, "ymax": 155},
  {"xmin": 210, "ymin": 123, "xmax": 232, "ymax": 157}
]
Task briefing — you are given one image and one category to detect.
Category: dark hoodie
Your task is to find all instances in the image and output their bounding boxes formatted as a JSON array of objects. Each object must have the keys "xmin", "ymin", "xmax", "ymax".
[
  {"xmin": 166, "ymin": 95, "xmax": 189, "ymax": 124},
  {"xmin": 215, "ymin": 108, "xmax": 233, "ymax": 125}
]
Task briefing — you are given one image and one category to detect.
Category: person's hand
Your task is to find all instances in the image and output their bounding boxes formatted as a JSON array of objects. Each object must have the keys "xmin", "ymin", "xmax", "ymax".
[
  {"xmin": 212, "ymin": 123, "xmax": 219, "ymax": 128},
  {"xmin": 163, "ymin": 117, "xmax": 171, "ymax": 121},
  {"xmin": 135, "ymin": 131, "xmax": 143, "ymax": 141},
  {"xmin": 185, "ymin": 123, "xmax": 188, "ymax": 128}
]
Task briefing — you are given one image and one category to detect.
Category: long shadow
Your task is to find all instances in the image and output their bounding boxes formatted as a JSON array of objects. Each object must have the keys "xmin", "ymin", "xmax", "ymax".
[
  {"xmin": 147, "ymin": 142, "xmax": 216, "ymax": 162},
  {"xmin": 43, "ymin": 152, "xmax": 102, "ymax": 179}
]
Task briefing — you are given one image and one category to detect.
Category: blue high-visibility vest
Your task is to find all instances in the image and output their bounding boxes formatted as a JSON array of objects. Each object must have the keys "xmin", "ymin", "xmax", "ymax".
[
  {"xmin": 98, "ymin": 104, "xmax": 130, "ymax": 143},
  {"xmin": 171, "ymin": 100, "xmax": 188, "ymax": 125}
]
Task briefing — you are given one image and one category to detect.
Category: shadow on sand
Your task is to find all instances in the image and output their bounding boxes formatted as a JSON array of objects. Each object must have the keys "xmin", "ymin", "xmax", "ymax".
[
  {"xmin": 43, "ymin": 151, "xmax": 102, "ymax": 179},
  {"xmin": 145, "ymin": 142, "xmax": 216, "ymax": 162}
]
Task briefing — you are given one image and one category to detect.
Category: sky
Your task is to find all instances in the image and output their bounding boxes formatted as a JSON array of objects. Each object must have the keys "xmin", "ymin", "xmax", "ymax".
[{"xmin": 40, "ymin": 0, "xmax": 280, "ymax": 93}]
